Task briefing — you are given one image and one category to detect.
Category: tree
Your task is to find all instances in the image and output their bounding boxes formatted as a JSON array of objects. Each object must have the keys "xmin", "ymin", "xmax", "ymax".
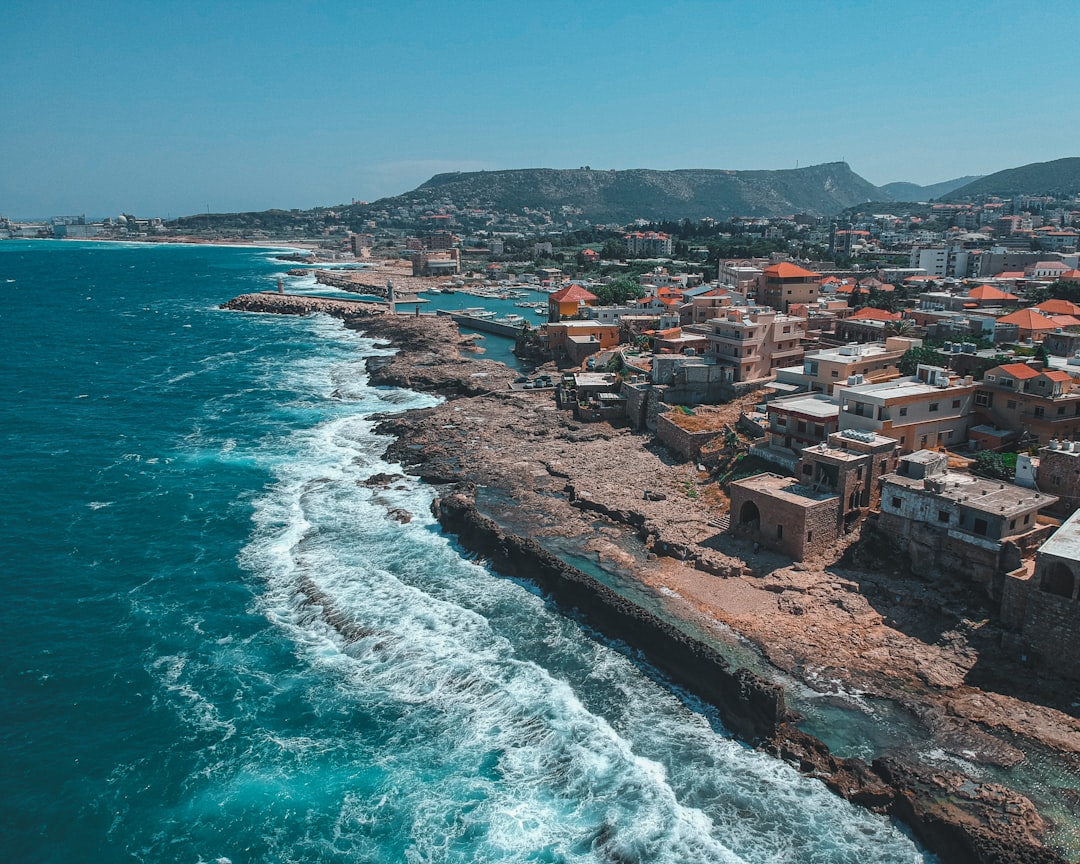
[
  {"xmin": 971, "ymin": 450, "xmax": 1012, "ymax": 481},
  {"xmin": 885, "ymin": 317, "xmax": 915, "ymax": 339},
  {"xmin": 602, "ymin": 239, "xmax": 627, "ymax": 260},
  {"xmin": 594, "ymin": 276, "xmax": 646, "ymax": 306},
  {"xmin": 898, "ymin": 345, "xmax": 946, "ymax": 376}
]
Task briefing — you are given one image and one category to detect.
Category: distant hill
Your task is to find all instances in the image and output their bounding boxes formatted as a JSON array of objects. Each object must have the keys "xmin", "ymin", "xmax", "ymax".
[
  {"xmin": 369, "ymin": 163, "xmax": 885, "ymax": 222},
  {"xmin": 942, "ymin": 157, "xmax": 1080, "ymax": 200},
  {"xmin": 879, "ymin": 176, "xmax": 982, "ymax": 202}
]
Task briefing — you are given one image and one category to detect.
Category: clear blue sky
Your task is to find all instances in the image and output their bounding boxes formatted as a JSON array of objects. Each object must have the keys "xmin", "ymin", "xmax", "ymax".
[{"xmin": 2, "ymin": 0, "xmax": 1077, "ymax": 219}]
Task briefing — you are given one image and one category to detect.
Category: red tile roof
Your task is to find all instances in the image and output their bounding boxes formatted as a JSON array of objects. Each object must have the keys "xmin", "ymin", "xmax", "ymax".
[
  {"xmin": 848, "ymin": 307, "xmax": 901, "ymax": 321},
  {"xmin": 997, "ymin": 363, "xmax": 1040, "ymax": 379},
  {"xmin": 996, "ymin": 308, "xmax": 1058, "ymax": 330},
  {"xmin": 967, "ymin": 284, "xmax": 1018, "ymax": 301},
  {"xmin": 550, "ymin": 284, "xmax": 597, "ymax": 303},
  {"xmin": 1036, "ymin": 299, "xmax": 1080, "ymax": 315},
  {"xmin": 1045, "ymin": 370, "xmax": 1073, "ymax": 382},
  {"xmin": 764, "ymin": 262, "xmax": 821, "ymax": 279}
]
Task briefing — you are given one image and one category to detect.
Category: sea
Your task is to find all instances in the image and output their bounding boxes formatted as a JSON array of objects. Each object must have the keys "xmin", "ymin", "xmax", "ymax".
[{"xmin": 0, "ymin": 240, "xmax": 932, "ymax": 863}]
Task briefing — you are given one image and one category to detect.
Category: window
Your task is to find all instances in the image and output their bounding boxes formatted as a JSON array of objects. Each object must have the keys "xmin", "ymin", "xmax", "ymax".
[
  {"xmin": 920, "ymin": 435, "xmax": 928, "ymax": 447},
  {"xmin": 952, "ymin": 399, "xmax": 961, "ymax": 408},
  {"xmin": 806, "ymin": 530, "xmax": 813, "ymax": 542},
  {"xmin": 929, "ymin": 402, "xmax": 939, "ymax": 413},
  {"xmin": 1024, "ymin": 514, "xmax": 1030, "ymax": 524},
  {"xmin": 1058, "ymin": 407, "xmax": 1066, "ymax": 416},
  {"xmin": 1010, "ymin": 519, "xmax": 1016, "ymax": 530},
  {"xmin": 973, "ymin": 517, "xmax": 989, "ymax": 536},
  {"xmin": 899, "ymin": 406, "xmax": 908, "ymax": 416},
  {"xmin": 776, "ymin": 524, "xmax": 784, "ymax": 539},
  {"xmin": 831, "ymin": 370, "xmax": 839, "ymax": 378},
  {"xmin": 1034, "ymin": 407, "xmax": 1045, "ymax": 418},
  {"xmin": 938, "ymin": 510, "xmax": 950, "ymax": 523},
  {"xmin": 975, "ymin": 392, "xmax": 990, "ymax": 406},
  {"xmin": 1007, "ymin": 400, "xmax": 1017, "ymax": 410},
  {"xmin": 891, "ymin": 496, "xmax": 902, "ymax": 508}
]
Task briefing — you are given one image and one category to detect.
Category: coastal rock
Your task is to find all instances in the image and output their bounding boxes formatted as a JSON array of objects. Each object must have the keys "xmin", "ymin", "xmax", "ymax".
[{"xmin": 223, "ymin": 294, "xmax": 1077, "ymax": 864}]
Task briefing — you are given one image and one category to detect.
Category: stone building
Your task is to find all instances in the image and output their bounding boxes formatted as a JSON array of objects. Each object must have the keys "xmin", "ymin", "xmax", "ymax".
[
  {"xmin": 1034, "ymin": 439, "xmax": 1080, "ymax": 516},
  {"xmin": 879, "ymin": 450, "xmax": 1057, "ymax": 597},
  {"xmin": 730, "ymin": 430, "xmax": 899, "ymax": 559},
  {"xmin": 1002, "ymin": 507, "xmax": 1080, "ymax": 680},
  {"xmin": 728, "ymin": 473, "xmax": 840, "ymax": 560}
]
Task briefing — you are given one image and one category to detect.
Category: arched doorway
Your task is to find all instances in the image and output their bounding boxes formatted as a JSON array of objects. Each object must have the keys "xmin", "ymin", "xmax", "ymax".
[
  {"xmin": 1042, "ymin": 562, "xmax": 1076, "ymax": 599},
  {"xmin": 739, "ymin": 501, "xmax": 761, "ymax": 527}
]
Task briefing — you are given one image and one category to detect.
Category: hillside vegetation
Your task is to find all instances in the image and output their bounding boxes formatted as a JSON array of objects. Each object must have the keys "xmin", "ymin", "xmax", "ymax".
[
  {"xmin": 943, "ymin": 157, "xmax": 1080, "ymax": 200},
  {"xmin": 388, "ymin": 162, "xmax": 884, "ymax": 221}
]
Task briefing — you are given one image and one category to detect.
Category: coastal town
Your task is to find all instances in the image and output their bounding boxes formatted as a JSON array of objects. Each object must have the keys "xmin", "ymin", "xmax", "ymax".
[
  {"xmin": 11, "ymin": 181, "xmax": 1080, "ymax": 862},
  {"xmin": 215, "ymin": 186, "xmax": 1080, "ymax": 862}
]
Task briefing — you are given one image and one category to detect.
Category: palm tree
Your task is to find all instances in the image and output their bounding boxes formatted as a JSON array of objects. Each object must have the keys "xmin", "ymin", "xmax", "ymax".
[{"xmin": 885, "ymin": 317, "xmax": 915, "ymax": 339}]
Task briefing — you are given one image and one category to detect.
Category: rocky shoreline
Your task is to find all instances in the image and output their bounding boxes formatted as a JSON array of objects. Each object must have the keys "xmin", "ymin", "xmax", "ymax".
[{"xmin": 222, "ymin": 292, "xmax": 1078, "ymax": 864}]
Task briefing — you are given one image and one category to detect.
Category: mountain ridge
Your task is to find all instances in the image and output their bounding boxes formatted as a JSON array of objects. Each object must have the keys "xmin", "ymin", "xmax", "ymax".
[
  {"xmin": 377, "ymin": 162, "xmax": 883, "ymax": 222},
  {"xmin": 942, "ymin": 157, "xmax": 1080, "ymax": 200}
]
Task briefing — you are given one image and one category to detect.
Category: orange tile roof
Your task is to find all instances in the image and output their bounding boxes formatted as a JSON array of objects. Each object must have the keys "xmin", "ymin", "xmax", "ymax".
[
  {"xmin": 764, "ymin": 262, "xmax": 821, "ymax": 279},
  {"xmin": 1060, "ymin": 269, "xmax": 1080, "ymax": 281},
  {"xmin": 996, "ymin": 308, "xmax": 1058, "ymax": 330},
  {"xmin": 550, "ymin": 284, "xmax": 597, "ymax": 303},
  {"xmin": 1036, "ymin": 299, "xmax": 1080, "ymax": 315},
  {"xmin": 1044, "ymin": 370, "xmax": 1073, "ymax": 382},
  {"xmin": 1050, "ymin": 315, "xmax": 1080, "ymax": 327},
  {"xmin": 997, "ymin": 363, "xmax": 1040, "ymax": 379},
  {"xmin": 994, "ymin": 271, "xmax": 1026, "ymax": 279},
  {"xmin": 848, "ymin": 307, "xmax": 901, "ymax": 321},
  {"xmin": 967, "ymin": 284, "xmax": 1018, "ymax": 301}
]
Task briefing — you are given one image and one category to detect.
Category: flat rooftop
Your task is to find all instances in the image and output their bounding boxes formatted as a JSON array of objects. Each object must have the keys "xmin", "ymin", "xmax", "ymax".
[
  {"xmin": 844, "ymin": 378, "xmax": 963, "ymax": 401},
  {"xmin": 732, "ymin": 473, "xmax": 836, "ymax": 504},
  {"xmin": 770, "ymin": 393, "xmax": 840, "ymax": 419},
  {"xmin": 883, "ymin": 471, "xmax": 1056, "ymax": 516},
  {"xmin": 1039, "ymin": 508, "xmax": 1080, "ymax": 561}
]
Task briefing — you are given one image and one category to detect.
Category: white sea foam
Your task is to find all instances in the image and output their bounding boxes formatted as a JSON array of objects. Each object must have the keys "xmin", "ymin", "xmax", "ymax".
[
  {"xmin": 223, "ymin": 334, "xmax": 928, "ymax": 863},
  {"xmin": 125, "ymin": 308, "xmax": 928, "ymax": 863}
]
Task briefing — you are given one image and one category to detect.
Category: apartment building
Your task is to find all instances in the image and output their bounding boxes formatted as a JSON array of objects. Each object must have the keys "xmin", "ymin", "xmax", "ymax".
[
  {"xmin": 624, "ymin": 231, "xmax": 673, "ymax": 256},
  {"xmin": 837, "ymin": 365, "xmax": 977, "ymax": 453},
  {"xmin": 774, "ymin": 338, "xmax": 915, "ymax": 395},
  {"xmin": 759, "ymin": 262, "xmax": 822, "ymax": 313},
  {"xmin": 975, "ymin": 362, "xmax": 1080, "ymax": 446},
  {"xmin": 703, "ymin": 306, "xmax": 806, "ymax": 383}
]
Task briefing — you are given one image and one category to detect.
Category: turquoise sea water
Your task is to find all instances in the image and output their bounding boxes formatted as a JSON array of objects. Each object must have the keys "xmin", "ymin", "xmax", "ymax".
[{"xmin": 0, "ymin": 241, "xmax": 930, "ymax": 863}]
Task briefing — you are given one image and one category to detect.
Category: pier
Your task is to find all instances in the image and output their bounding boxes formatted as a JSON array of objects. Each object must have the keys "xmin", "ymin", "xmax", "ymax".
[{"xmin": 439, "ymin": 310, "xmax": 528, "ymax": 338}]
